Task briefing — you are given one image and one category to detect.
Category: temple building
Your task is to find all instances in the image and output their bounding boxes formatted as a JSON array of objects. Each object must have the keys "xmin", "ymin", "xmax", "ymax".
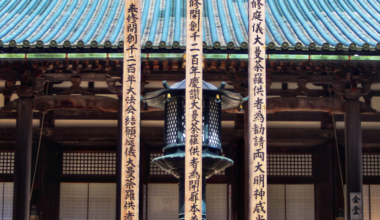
[{"xmin": 1, "ymin": 0, "xmax": 380, "ymax": 220}]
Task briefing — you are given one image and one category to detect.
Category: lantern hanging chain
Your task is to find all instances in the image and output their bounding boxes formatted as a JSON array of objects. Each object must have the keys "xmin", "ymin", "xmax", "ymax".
[
  {"xmin": 328, "ymin": 81, "xmax": 346, "ymax": 204},
  {"xmin": 29, "ymin": 82, "xmax": 49, "ymax": 202}
]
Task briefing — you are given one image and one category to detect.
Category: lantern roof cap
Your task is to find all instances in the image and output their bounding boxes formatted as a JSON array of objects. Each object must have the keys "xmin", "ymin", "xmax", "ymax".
[
  {"xmin": 143, "ymin": 80, "xmax": 244, "ymax": 110},
  {"xmin": 168, "ymin": 79, "xmax": 219, "ymax": 90}
]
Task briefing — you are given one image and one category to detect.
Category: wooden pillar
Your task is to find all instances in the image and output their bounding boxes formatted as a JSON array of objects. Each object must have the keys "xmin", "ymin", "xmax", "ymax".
[
  {"xmin": 40, "ymin": 140, "xmax": 62, "ymax": 220},
  {"xmin": 225, "ymin": 144, "xmax": 234, "ymax": 220},
  {"xmin": 231, "ymin": 113, "xmax": 246, "ymax": 219},
  {"xmin": 226, "ymin": 142, "xmax": 244, "ymax": 220},
  {"xmin": 243, "ymin": 102, "xmax": 249, "ymax": 220},
  {"xmin": 314, "ymin": 144, "xmax": 334, "ymax": 220},
  {"xmin": 139, "ymin": 142, "xmax": 148, "ymax": 220},
  {"xmin": 13, "ymin": 94, "xmax": 34, "ymax": 220},
  {"xmin": 333, "ymin": 143, "xmax": 345, "ymax": 218},
  {"xmin": 344, "ymin": 90, "xmax": 363, "ymax": 220},
  {"xmin": 117, "ymin": 95, "xmax": 122, "ymax": 220}
]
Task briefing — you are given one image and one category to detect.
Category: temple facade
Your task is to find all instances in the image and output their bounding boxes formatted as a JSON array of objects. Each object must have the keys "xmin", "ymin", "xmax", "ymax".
[{"xmin": 1, "ymin": 0, "xmax": 380, "ymax": 220}]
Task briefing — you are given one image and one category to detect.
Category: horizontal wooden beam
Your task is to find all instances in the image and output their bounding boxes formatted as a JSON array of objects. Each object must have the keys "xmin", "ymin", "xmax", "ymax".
[
  {"xmin": 3, "ymin": 108, "xmax": 380, "ymax": 123},
  {"xmin": 2, "ymin": 95, "xmax": 119, "ymax": 112},
  {"xmin": 0, "ymin": 72, "xmax": 357, "ymax": 84},
  {"xmin": 44, "ymin": 73, "xmax": 108, "ymax": 82},
  {"xmin": 267, "ymin": 97, "xmax": 375, "ymax": 114},
  {"xmin": 268, "ymin": 176, "xmax": 315, "ymax": 184},
  {"xmin": 0, "ymin": 127, "xmax": 332, "ymax": 145},
  {"xmin": 1, "ymin": 127, "xmax": 380, "ymax": 149},
  {"xmin": 6, "ymin": 96, "xmax": 373, "ymax": 114},
  {"xmin": 0, "ymin": 110, "xmax": 237, "ymax": 121}
]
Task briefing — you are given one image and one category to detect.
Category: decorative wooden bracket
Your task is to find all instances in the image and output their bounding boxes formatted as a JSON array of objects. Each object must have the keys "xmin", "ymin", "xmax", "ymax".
[
  {"xmin": 333, "ymin": 78, "xmax": 372, "ymax": 97},
  {"xmin": 3, "ymin": 75, "xmax": 47, "ymax": 98},
  {"xmin": 333, "ymin": 65, "xmax": 373, "ymax": 97},
  {"xmin": 59, "ymin": 76, "xmax": 93, "ymax": 95},
  {"xmin": 33, "ymin": 77, "xmax": 46, "ymax": 96},
  {"xmin": 287, "ymin": 79, "xmax": 318, "ymax": 97}
]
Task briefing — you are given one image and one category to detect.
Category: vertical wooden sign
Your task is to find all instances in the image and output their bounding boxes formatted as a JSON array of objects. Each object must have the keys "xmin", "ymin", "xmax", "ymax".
[
  {"xmin": 122, "ymin": 0, "xmax": 141, "ymax": 219},
  {"xmin": 185, "ymin": 0, "xmax": 203, "ymax": 219},
  {"xmin": 248, "ymin": 1, "xmax": 266, "ymax": 220}
]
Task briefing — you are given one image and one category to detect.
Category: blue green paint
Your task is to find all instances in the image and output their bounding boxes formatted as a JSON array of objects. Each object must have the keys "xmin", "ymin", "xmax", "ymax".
[{"xmin": 0, "ymin": 53, "xmax": 378, "ymax": 61}]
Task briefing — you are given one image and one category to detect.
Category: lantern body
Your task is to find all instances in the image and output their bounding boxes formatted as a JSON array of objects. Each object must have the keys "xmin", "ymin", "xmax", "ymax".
[{"xmin": 164, "ymin": 97, "xmax": 222, "ymax": 156}]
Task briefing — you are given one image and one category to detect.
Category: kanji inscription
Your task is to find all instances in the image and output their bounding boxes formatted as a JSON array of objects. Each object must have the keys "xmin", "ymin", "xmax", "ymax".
[
  {"xmin": 122, "ymin": 0, "xmax": 141, "ymax": 219},
  {"xmin": 185, "ymin": 0, "xmax": 203, "ymax": 219},
  {"xmin": 350, "ymin": 193, "xmax": 362, "ymax": 220},
  {"xmin": 248, "ymin": 1, "xmax": 267, "ymax": 220}
]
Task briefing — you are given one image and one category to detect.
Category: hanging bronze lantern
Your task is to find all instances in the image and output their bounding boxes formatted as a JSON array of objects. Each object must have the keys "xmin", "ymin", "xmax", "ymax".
[{"xmin": 144, "ymin": 80, "xmax": 244, "ymax": 219}]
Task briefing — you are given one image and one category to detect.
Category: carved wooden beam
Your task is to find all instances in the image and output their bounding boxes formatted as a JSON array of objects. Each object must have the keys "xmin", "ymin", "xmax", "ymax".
[
  {"xmin": 2, "ymin": 127, "xmax": 380, "ymax": 148},
  {"xmin": 6, "ymin": 110, "xmax": 380, "ymax": 122},
  {"xmin": 267, "ymin": 97, "xmax": 375, "ymax": 114},
  {"xmin": 1, "ymin": 59, "xmax": 379, "ymax": 81},
  {"xmin": 1, "ymin": 71, "xmax": 378, "ymax": 87},
  {"xmin": 226, "ymin": 97, "xmax": 376, "ymax": 114},
  {"xmin": 0, "ymin": 127, "xmax": 329, "ymax": 146},
  {"xmin": 1, "ymin": 95, "xmax": 376, "ymax": 116},
  {"xmin": 6, "ymin": 126, "xmax": 378, "ymax": 149},
  {"xmin": 1, "ymin": 95, "xmax": 119, "ymax": 112},
  {"xmin": 43, "ymin": 73, "xmax": 107, "ymax": 82},
  {"xmin": 59, "ymin": 76, "xmax": 93, "ymax": 95},
  {"xmin": 232, "ymin": 75, "xmax": 336, "ymax": 85}
]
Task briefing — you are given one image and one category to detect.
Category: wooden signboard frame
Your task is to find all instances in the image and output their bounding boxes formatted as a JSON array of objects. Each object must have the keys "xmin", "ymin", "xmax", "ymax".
[
  {"xmin": 121, "ymin": 0, "xmax": 141, "ymax": 219},
  {"xmin": 248, "ymin": 1, "xmax": 267, "ymax": 220},
  {"xmin": 185, "ymin": 0, "xmax": 203, "ymax": 219}
]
